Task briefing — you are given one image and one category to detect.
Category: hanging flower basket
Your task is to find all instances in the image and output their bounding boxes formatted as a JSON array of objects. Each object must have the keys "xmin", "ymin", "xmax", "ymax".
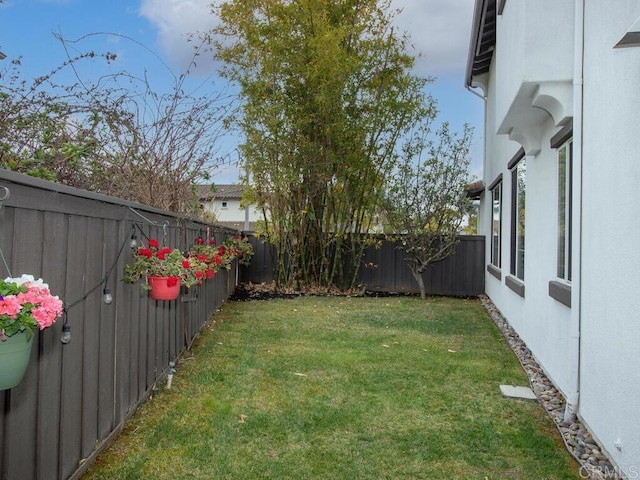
[
  {"xmin": 0, "ymin": 332, "xmax": 34, "ymax": 390},
  {"xmin": 123, "ymin": 238, "xmax": 207, "ymax": 300},
  {"xmin": 0, "ymin": 274, "xmax": 64, "ymax": 390},
  {"xmin": 147, "ymin": 276, "xmax": 181, "ymax": 301}
]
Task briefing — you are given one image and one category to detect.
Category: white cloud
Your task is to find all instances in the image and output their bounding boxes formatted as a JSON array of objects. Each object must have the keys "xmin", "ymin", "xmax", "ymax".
[
  {"xmin": 392, "ymin": 0, "xmax": 475, "ymax": 76},
  {"xmin": 139, "ymin": 0, "xmax": 219, "ymax": 74},
  {"xmin": 140, "ymin": 0, "xmax": 476, "ymax": 77}
]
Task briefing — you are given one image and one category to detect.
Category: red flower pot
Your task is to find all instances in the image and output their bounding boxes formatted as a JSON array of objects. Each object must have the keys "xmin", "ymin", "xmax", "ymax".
[{"xmin": 147, "ymin": 276, "xmax": 181, "ymax": 301}]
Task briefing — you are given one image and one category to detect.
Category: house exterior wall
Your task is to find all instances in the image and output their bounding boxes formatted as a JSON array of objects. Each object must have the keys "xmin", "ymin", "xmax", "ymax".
[
  {"xmin": 474, "ymin": 0, "xmax": 640, "ymax": 474},
  {"xmin": 202, "ymin": 199, "xmax": 264, "ymax": 224},
  {"xmin": 579, "ymin": 0, "xmax": 640, "ymax": 469},
  {"xmin": 481, "ymin": 0, "xmax": 576, "ymax": 395}
]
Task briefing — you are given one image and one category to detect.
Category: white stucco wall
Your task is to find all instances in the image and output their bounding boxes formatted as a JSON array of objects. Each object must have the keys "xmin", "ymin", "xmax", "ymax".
[
  {"xmin": 202, "ymin": 199, "xmax": 264, "ymax": 224},
  {"xmin": 481, "ymin": 66, "xmax": 575, "ymax": 398},
  {"xmin": 481, "ymin": 2, "xmax": 572, "ymax": 394},
  {"xmin": 578, "ymin": 1, "xmax": 640, "ymax": 471},
  {"xmin": 477, "ymin": 0, "xmax": 640, "ymax": 474},
  {"xmin": 494, "ymin": 0, "xmax": 574, "ymax": 137}
]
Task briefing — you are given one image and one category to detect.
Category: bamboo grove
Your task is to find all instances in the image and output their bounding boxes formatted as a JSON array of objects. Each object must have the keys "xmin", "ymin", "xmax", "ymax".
[{"xmin": 212, "ymin": 0, "xmax": 433, "ymax": 290}]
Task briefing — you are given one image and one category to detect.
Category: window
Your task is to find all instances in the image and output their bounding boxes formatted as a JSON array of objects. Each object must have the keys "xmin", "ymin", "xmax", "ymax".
[
  {"xmin": 221, "ymin": 201, "xmax": 228, "ymax": 208},
  {"xmin": 557, "ymin": 140, "xmax": 572, "ymax": 281},
  {"xmin": 549, "ymin": 122, "xmax": 573, "ymax": 306},
  {"xmin": 510, "ymin": 155, "xmax": 526, "ymax": 281},
  {"xmin": 490, "ymin": 181, "xmax": 502, "ymax": 268}
]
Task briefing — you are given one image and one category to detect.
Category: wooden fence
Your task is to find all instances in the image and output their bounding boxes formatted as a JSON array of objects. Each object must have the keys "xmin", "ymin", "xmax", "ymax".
[
  {"xmin": 241, "ymin": 234, "xmax": 485, "ymax": 297},
  {"xmin": 0, "ymin": 170, "xmax": 239, "ymax": 480}
]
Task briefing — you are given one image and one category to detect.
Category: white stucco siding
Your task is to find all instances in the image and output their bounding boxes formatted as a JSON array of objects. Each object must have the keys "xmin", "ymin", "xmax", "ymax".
[
  {"xmin": 486, "ymin": 138, "xmax": 575, "ymax": 397},
  {"xmin": 494, "ymin": 0, "xmax": 574, "ymax": 136},
  {"xmin": 577, "ymin": 0, "xmax": 640, "ymax": 470},
  {"xmin": 205, "ymin": 199, "xmax": 264, "ymax": 223},
  {"xmin": 494, "ymin": 0, "xmax": 525, "ymax": 124},
  {"xmin": 479, "ymin": 0, "xmax": 581, "ymax": 397}
]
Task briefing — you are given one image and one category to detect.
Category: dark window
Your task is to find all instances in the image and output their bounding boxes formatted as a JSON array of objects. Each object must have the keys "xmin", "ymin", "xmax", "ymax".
[
  {"xmin": 557, "ymin": 140, "xmax": 572, "ymax": 281},
  {"xmin": 510, "ymin": 157, "xmax": 526, "ymax": 281},
  {"xmin": 490, "ymin": 182, "xmax": 502, "ymax": 268}
]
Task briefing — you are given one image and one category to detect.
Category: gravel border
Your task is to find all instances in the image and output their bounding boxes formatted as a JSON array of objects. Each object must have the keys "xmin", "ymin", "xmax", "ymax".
[{"xmin": 478, "ymin": 294, "xmax": 622, "ymax": 480}]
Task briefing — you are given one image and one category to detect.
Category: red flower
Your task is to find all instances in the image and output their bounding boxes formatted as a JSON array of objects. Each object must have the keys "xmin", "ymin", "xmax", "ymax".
[
  {"xmin": 166, "ymin": 276, "xmax": 179, "ymax": 287},
  {"xmin": 182, "ymin": 260, "xmax": 191, "ymax": 269},
  {"xmin": 208, "ymin": 240, "xmax": 216, "ymax": 245},
  {"xmin": 148, "ymin": 239, "xmax": 159, "ymax": 249},
  {"xmin": 157, "ymin": 250, "xmax": 166, "ymax": 260},
  {"xmin": 213, "ymin": 256, "xmax": 222, "ymax": 265},
  {"xmin": 138, "ymin": 248, "xmax": 153, "ymax": 258},
  {"xmin": 194, "ymin": 237, "xmax": 204, "ymax": 245},
  {"xmin": 218, "ymin": 246, "xmax": 226, "ymax": 255},
  {"xmin": 198, "ymin": 254, "xmax": 206, "ymax": 262},
  {"xmin": 195, "ymin": 270, "xmax": 203, "ymax": 279},
  {"xmin": 160, "ymin": 247, "xmax": 172, "ymax": 255},
  {"xmin": 234, "ymin": 234, "xmax": 239, "ymax": 239}
]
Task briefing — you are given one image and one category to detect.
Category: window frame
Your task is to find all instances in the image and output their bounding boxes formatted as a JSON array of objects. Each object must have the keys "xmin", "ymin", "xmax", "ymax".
[
  {"xmin": 508, "ymin": 149, "xmax": 526, "ymax": 285},
  {"xmin": 487, "ymin": 175, "xmax": 503, "ymax": 280},
  {"xmin": 549, "ymin": 122, "xmax": 573, "ymax": 307},
  {"xmin": 556, "ymin": 139, "xmax": 572, "ymax": 281}
]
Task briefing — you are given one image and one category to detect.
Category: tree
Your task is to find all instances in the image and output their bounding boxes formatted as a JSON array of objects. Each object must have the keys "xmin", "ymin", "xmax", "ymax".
[
  {"xmin": 210, "ymin": 0, "xmax": 431, "ymax": 290},
  {"xmin": 385, "ymin": 118, "xmax": 473, "ymax": 299},
  {"xmin": 0, "ymin": 34, "xmax": 232, "ymax": 214}
]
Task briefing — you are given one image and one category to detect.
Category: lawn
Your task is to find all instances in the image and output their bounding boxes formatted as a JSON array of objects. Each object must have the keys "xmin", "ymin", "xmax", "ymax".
[{"xmin": 83, "ymin": 296, "xmax": 580, "ymax": 480}]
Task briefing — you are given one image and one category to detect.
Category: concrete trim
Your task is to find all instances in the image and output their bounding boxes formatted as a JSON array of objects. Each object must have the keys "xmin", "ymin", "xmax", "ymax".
[
  {"xmin": 549, "ymin": 280, "xmax": 571, "ymax": 307},
  {"xmin": 506, "ymin": 275, "xmax": 525, "ymax": 297}
]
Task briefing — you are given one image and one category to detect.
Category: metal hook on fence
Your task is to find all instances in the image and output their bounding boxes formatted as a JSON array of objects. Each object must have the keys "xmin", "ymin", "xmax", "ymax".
[
  {"xmin": 0, "ymin": 186, "xmax": 9, "ymax": 209},
  {"xmin": 162, "ymin": 221, "xmax": 169, "ymax": 247}
]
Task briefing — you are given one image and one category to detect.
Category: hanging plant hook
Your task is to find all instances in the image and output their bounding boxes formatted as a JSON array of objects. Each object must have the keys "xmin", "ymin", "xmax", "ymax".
[{"xmin": 0, "ymin": 186, "xmax": 9, "ymax": 209}]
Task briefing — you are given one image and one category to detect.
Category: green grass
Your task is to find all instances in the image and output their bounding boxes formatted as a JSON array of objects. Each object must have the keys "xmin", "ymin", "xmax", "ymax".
[{"xmin": 84, "ymin": 296, "xmax": 580, "ymax": 480}]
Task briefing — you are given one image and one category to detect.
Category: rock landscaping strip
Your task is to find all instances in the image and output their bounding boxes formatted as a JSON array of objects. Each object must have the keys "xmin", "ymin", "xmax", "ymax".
[{"xmin": 479, "ymin": 294, "xmax": 620, "ymax": 480}]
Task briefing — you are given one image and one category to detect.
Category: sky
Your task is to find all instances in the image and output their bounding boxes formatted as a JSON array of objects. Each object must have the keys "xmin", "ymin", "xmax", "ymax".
[{"xmin": 0, "ymin": 0, "xmax": 485, "ymax": 183}]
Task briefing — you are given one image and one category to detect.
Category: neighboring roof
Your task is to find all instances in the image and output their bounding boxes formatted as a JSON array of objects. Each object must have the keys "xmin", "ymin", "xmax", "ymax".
[
  {"xmin": 196, "ymin": 184, "xmax": 245, "ymax": 201},
  {"xmin": 466, "ymin": 180, "xmax": 485, "ymax": 200},
  {"xmin": 0, "ymin": 51, "xmax": 6, "ymax": 60},
  {"xmin": 465, "ymin": 0, "xmax": 497, "ymax": 88}
]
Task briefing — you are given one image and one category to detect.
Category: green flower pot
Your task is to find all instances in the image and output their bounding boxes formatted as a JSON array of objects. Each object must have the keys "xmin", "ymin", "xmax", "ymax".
[{"xmin": 0, "ymin": 332, "xmax": 34, "ymax": 390}]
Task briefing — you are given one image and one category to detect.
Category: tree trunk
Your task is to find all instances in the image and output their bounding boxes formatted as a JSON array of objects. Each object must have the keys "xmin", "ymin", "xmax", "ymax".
[{"xmin": 409, "ymin": 265, "xmax": 426, "ymax": 299}]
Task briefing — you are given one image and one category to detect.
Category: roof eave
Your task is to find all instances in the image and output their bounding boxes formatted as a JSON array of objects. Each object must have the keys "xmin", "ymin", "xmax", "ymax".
[{"xmin": 465, "ymin": 0, "xmax": 497, "ymax": 89}]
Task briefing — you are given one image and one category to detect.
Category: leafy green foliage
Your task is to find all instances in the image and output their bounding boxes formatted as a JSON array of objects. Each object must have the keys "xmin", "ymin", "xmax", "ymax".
[
  {"xmin": 386, "ymin": 120, "xmax": 474, "ymax": 298},
  {"xmin": 210, "ymin": 0, "xmax": 432, "ymax": 289}
]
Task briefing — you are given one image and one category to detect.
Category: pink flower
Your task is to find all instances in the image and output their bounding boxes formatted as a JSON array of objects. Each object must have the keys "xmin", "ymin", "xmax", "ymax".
[
  {"xmin": 0, "ymin": 295, "xmax": 22, "ymax": 318},
  {"xmin": 1, "ymin": 276, "xmax": 63, "ymax": 334}
]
